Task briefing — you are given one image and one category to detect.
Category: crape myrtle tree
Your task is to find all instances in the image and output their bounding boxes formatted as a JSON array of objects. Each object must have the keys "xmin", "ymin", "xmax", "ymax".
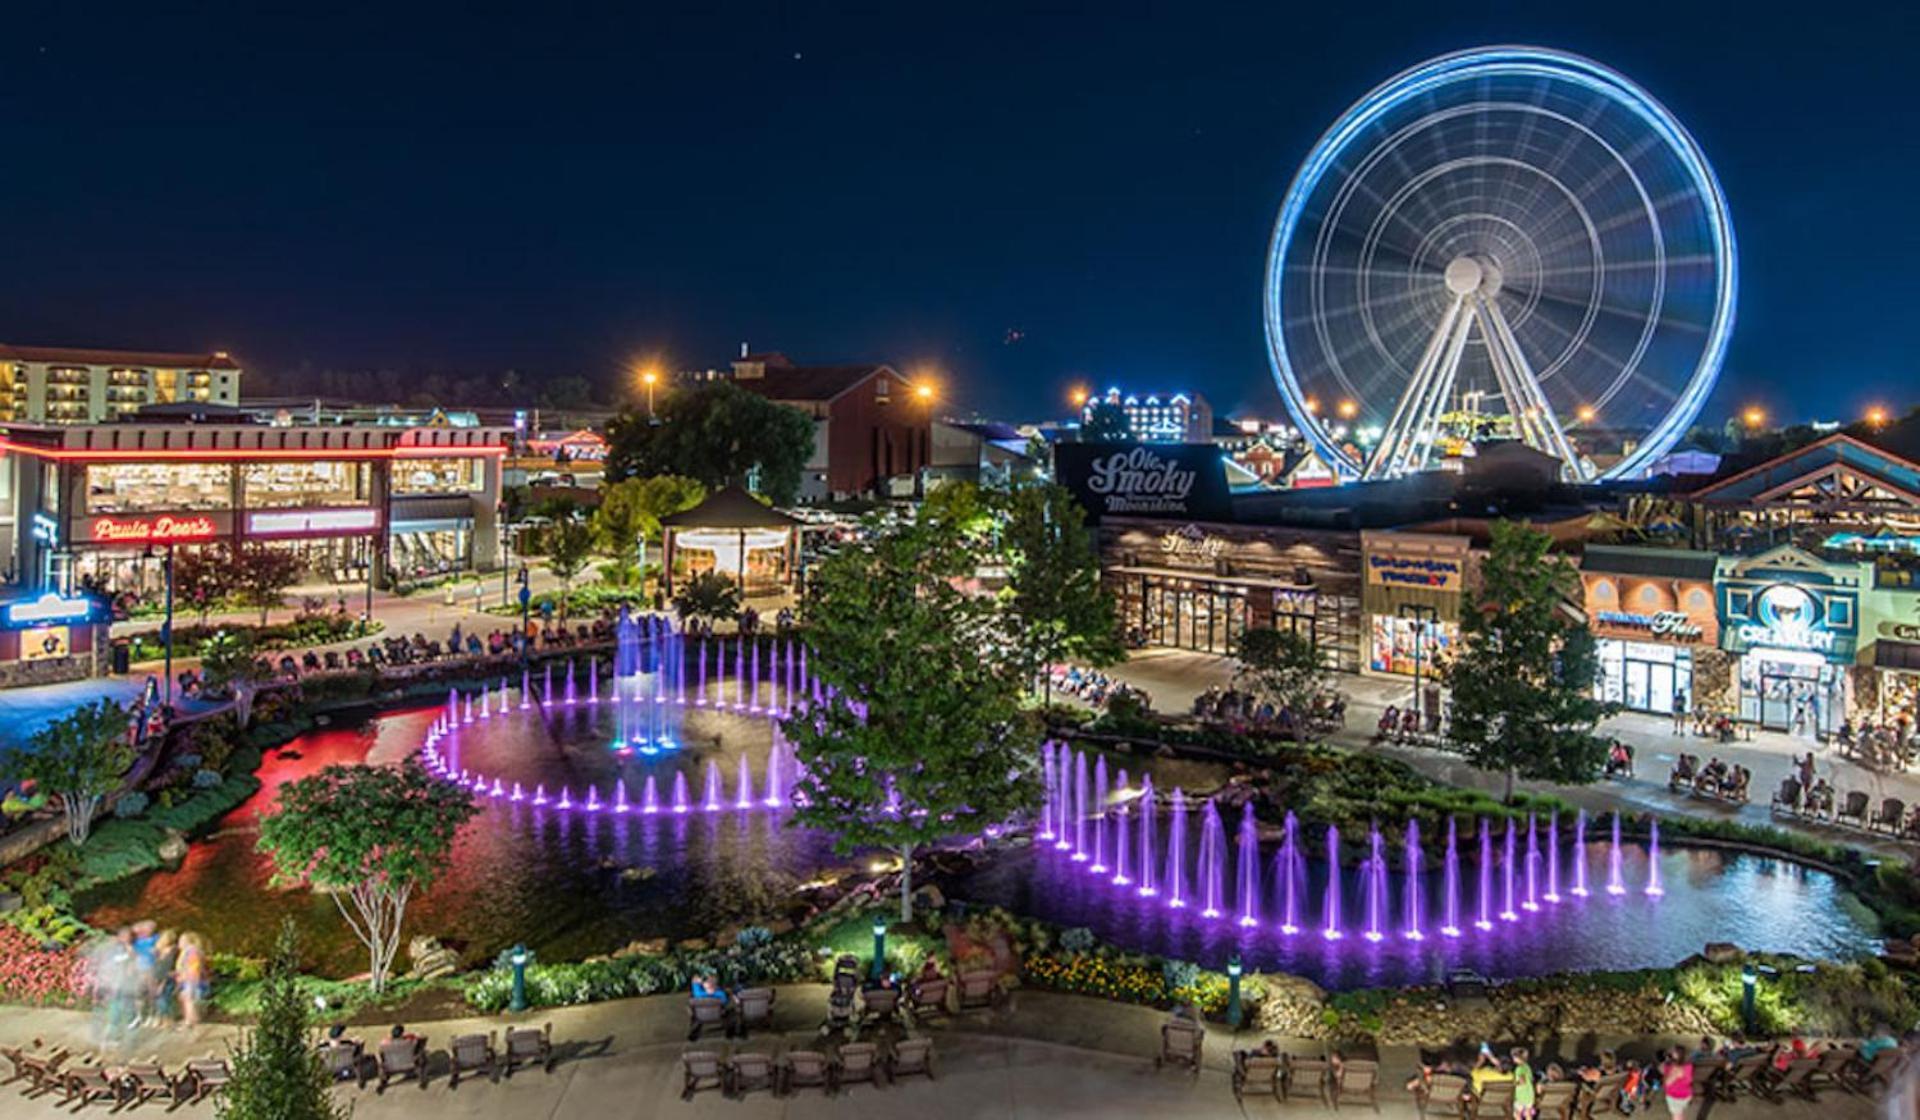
[
  {"xmin": 1234, "ymin": 626, "xmax": 1329, "ymax": 716},
  {"xmin": 995, "ymin": 481, "xmax": 1124, "ymax": 702},
  {"xmin": 1442, "ymin": 519, "xmax": 1614, "ymax": 802},
  {"xmin": 544, "ymin": 518, "xmax": 596, "ymax": 611},
  {"xmin": 782, "ymin": 509, "xmax": 1042, "ymax": 923},
  {"xmin": 256, "ymin": 758, "xmax": 478, "ymax": 993},
  {"xmin": 2, "ymin": 698, "xmax": 133, "ymax": 845},
  {"xmin": 171, "ymin": 545, "xmax": 234, "ymax": 626},
  {"xmin": 229, "ymin": 542, "xmax": 306, "ymax": 625},
  {"xmin": 215, "ymin": 920, "xmax": 346, "ymax": 1120}
]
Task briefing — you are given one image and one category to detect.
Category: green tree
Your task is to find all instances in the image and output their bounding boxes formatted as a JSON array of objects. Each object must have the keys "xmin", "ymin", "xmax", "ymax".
[
  {"xmin": 256, "ymin": 758, "xmax": 478, "ymax": 993},
  {"xmin": 1, "ymin": 699, "xmax": 133, "ymax": 845},
  {"xmin": 995, "ymin": 482, "xmax": 1123, "ymax": 701},
  {"xmin": 200, "ymin": 630, "xmax": 276, "ymax": 729},
  {"xmin": 781, "ymin": 511, "xmax": 1041, "ymax": 922},
  {"xmin": 1079, "ymin": 401, "xmax": 1133, "ymax": 443},
  {"xmin": 1442, "ymin": 520, "xmax": 1614, "ymax": 802},
  {"xmin": 604, "ymin": 381, "xmax": 816, "ymax": 504},
  {"xmin": 230, "ymin": 543, "xmax": 306, "ymax": 625},
  {"xmin": 216, "ymin": 920, "xmax": 347, "ymax": 1120},
  {"xmin": 672, "ymin": 568, "xmax": 743, "ymax": 628},
  {"xmin": 1234, "ymin": 627, "xmax": 1329, "ymax": 716},
  {"xmin": 594, "ymin": 475, "xmax": 706, "ymax": 561},
  {"xmin": 544, "ymin": 518, "xmax": 596, "ymax": 607},
  {"xmin": 171, "ymin": 545, "xmax": 234, "ymax": 626}
]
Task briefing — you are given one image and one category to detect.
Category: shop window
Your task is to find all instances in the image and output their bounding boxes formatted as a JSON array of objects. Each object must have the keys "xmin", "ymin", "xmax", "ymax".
[
  {"xmin": 242, "ymin": 461, "xmax": 369, "ymax": 509},
  {"xmin": 86, "ymin": 463, "xmax": 234, "ymax": 513},
  {"xmin": 392, "ymin": 457, "xmax": 482, "ymax": 495}
]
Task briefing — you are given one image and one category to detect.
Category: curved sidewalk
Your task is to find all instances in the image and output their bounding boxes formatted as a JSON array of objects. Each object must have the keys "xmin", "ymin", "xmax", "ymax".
[{"xmin": 0, "ymin": 988, "xmax": 1886, "ymax": 1118}]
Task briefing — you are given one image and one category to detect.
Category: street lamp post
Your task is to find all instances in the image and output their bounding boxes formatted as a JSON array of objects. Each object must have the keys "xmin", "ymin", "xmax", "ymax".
[
  {"xmin": 161, "ymin": 545, "xmax": 175, "ymax": 707},
  {"xmin": 1399, "ymin": 603, "xmax": 1437, "ymax": 732},
  {"xmin": 1226, "ymin": 954, "xmax": 1244, "ymax": 1030},
  {"xmin": 509, "ymin": 944, "xmax": 530, "ymax": 1013},
  {"xmin": 517, "ymin": 564, "xmax": 531, "ymax": 662},
  {"xmin": 870, "ymin": 916, "xmax": 888, "ymax": 982},
  {"xmin": 1740, "ymin": 964, "xmax": 1757, "ymax": 1033},
  {"xmin": 643, "ymin": 370, "xmax": 658, "ymax": 419}
]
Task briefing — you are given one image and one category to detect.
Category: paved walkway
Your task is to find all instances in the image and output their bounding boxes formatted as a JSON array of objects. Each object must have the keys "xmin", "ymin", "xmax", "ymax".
[
  {"xmin": 1105, "ymin": 650, "xmax": 1920, "ymax": 858},
  {"xmin": 0, "ymin": 989, "xmax": 1892, "ymax": 1119}
]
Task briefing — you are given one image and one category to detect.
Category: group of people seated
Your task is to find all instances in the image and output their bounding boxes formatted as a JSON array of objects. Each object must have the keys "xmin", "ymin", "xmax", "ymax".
[
  {"xmin": 1048, "ymin": 666, "xmax": 1135, "ymax": 707},
  {"xmin": 1603, "ymin": 739, "xmax": 1636, "ymax": 779},
  {"xmin": 1376, "ymin": 701, "xmax": 1443, "ymax": 742},
  {"xmin": 1685, "ymin": 708, "xmax": 1743, "ymax": 744},
  {"xmin": 1196, "ymin": 686, "xmax": 1346, "ymax": 738},
  {"xmin": 1836, "ymin": 718, "xmax": 1916, "ymax": 773},
  {"xmin": 1669, "ymin": 754, "xmax": 1751, "ymax": 802}
]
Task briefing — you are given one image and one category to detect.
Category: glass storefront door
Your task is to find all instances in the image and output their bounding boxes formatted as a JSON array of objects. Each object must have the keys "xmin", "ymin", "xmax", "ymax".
[
  {"xmin": 1137, "ymin": 577, "xmax": 1247, "ymax": 655},
  {"xmin": 1597, "ymin": 639, "xmax": 1692, "ymax": 715},
  {"xmin": 1739, "ymin": 651, "xmax": 1843, "ymax": 735}
]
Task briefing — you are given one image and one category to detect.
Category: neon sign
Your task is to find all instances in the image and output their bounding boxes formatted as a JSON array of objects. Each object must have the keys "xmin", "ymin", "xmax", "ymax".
[
  {"xmin": 89, "ymin": 515, "xmax": 218, "ymax": 544},
  {"xmin": 4, "ymin": 593, "xmax": 97, "ymax": 627},
  {"xmin": 1595, "ymin": 609, "xmax": 1704, "ymax": 642},
  {"xmin": 246, "ymin": 508, "xmax": 380, "ymax": 536},
  {"xmin": 1160, "ymin": 524, "xmax": 1226, "ymax": 561}
]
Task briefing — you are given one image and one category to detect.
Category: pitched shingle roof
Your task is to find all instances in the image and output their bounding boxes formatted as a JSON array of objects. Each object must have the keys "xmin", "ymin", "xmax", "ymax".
[{"xmin": 731, "ymin": 363, "xmax": 895, "ymax": 404}]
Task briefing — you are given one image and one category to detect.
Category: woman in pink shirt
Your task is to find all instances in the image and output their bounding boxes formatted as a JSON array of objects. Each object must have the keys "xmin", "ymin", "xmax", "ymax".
[{"xmin": 1659, "ymin": 1047, "xmax": 1694, "ymax": 1120}]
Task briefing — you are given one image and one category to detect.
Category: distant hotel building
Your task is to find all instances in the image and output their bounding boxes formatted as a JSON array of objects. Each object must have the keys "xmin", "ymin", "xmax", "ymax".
[
  {"xmin": 0, "ymin": 344, "xmax": 241, "ymax": 424},
  {"xmin": 1082, "ymin": 388, "xmax": 1211, "ymax": 443}
]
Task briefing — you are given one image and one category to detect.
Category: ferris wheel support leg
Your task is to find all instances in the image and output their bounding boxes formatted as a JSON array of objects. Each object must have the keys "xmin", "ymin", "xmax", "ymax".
[
  {"xmin": 1366, "ymin": 295, "xmax": 1466, "ymax": 480},
  {"xmin": 1407, "ymin": 300, "xmax": 1476, "ymax": 473},
  {"xmin": 1479, "ymin": 297, "xmax": 1587, "ymax": 480}
]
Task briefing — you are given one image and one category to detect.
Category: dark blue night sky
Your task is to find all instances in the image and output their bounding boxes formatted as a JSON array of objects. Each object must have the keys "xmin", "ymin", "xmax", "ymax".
[{"xmin": 3, "ymin": 3, "xmax": 1913, "ymax": 423}]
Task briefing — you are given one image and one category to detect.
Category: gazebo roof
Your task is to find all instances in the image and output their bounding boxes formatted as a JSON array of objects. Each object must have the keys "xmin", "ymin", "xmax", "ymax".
[{"xmin": 661, "ymin": 484, "xmax": 801, "ymax": 530}]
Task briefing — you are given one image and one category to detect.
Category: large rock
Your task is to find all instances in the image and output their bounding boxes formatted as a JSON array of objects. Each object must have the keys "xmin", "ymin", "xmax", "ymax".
[
  {"xmin": 1702, "ymin": 942, "xmax": 1743, "ymax": 964},
  {"xmin": 406, "ymin": 936, "xmax": 460, "ymax": 980},
  {"xmin": 157, "ymin": 829, "xmax": 189, "ymax": 870}
]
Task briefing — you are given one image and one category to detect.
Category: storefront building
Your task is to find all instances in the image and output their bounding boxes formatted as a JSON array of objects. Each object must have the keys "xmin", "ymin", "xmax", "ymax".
[
  {"xmin": 0, "ymin": 588, "xmax": 110, "ymax": 687},
  {"xmin": 1858, "ymin": 575, "xmax": 1920, "ymax": 730},
  {"xmin": 0, "ymin": 421, "xmax": 508, "ymax": 598},
  {"xmin": 1096, "ymin": 518, "xmax": 1362, "ymax": 669},
  {"xmin": 1715, "ymin": 545, "xmax": 1865, "ymax": 735},
  {"xmin": 1580, "ymin": 546, "xmax": 1720, "ymax": 716},
  {"xmin": 1359, "ymin": 530, "xmax": 1469, "ymax": 681}
]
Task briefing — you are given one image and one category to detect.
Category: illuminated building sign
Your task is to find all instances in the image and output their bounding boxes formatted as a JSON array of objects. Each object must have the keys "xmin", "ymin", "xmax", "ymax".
[
  {"xmin": 22, "ymin": 626, "xmax": 71, "ymax": 661},
  {"xmin": 1733, "ymin": 583, "xmax": 1836, "ymax": 653},
  {"xmin": 246, "ymin": 508, "xmax": 380, "ymax": 537},
  {"xmin": 89, "ymin": 515, "xmax": 218, "ymax": 545},
  {"xmin": 4, "ymin": 593, "xmax": 100, "ymax": 628},
  {"xmin": 1055, "ymin": 442, "xmax": 1235, "ymax": 521},
  {"xmin": 1366, "ymin": 553, "xmax": 1463, "ymax": 591},
  {"xmin": 1159, "ymin": 524, "xmax": 1226, "ymax": 562},
  {"xmin": 29, "ymin": 513, "xmax": 58, "ymax": 546},
  {"xmin": 1594, "ymin": 610, "xmax": 1705, "ymax": 643}
]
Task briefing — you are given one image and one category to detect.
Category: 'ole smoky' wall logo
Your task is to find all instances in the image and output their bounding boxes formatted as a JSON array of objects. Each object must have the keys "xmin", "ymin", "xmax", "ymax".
[{"xmin": 1085, "ymin": 447, "xmax": 1197, "ymax": 513}]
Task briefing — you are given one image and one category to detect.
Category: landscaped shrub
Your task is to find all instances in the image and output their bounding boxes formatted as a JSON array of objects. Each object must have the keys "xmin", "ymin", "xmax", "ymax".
[
  {"xmin": 111, "ymin": 792, "xmax": 150, "ymax": 819},
  {"xmin": 461, "ymin": 940, "xmax": 819, "ymax": 1012},
  {"xmin": 1058, "ymin": 926, "xmax": 1096, "ymax": 953},
  {"xmin": 192, "ymin": 768, "xmax": 225, "ymax": 790}
]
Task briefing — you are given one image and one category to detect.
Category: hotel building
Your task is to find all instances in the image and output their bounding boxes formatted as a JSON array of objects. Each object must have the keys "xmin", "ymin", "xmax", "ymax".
[{"xmin": 0, "ymin": 344, "xmax": 241, "ymax": 424}]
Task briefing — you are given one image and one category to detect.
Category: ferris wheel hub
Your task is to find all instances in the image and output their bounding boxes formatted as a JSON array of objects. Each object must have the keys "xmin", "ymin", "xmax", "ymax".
[{"xmin": 1443, "ymin": 255, "xmax": 1502, "ymax": 298}]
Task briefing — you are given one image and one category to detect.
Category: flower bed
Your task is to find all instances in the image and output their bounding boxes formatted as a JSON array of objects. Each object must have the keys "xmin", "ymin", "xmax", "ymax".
[
  {"xmin": 0, "ymin": 923, "xmax": 89, "ymax": 1006},
  {"xmin": 462, "ymin": 937, "xmax": 820, "ymax": 1012}
]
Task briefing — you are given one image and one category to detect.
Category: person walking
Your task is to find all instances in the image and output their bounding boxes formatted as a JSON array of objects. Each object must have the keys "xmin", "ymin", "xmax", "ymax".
[
  {"xmin": 1659, "ymin": 1046, "xmax": 1694, "ymax": 1120},
  {"xmin": 174, "ymin": 932, "xmax": 208, "ymax": 1028}
]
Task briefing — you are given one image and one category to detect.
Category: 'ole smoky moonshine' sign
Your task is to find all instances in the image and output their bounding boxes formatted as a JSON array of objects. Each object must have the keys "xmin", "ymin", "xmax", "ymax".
[{"xmin": 1055, "ymin": 442, "xmax": 1235, "ymax": 522}]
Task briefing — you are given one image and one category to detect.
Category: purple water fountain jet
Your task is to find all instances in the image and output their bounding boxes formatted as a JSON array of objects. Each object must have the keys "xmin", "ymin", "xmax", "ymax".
[
  {"xmin": 1571, "ymin": 809, "xmax": 1590, "ymax": 896},
  {"xmin": 588, "ymin": 658, "xmax": 599, "ymax": 704},
  {"xmin": 1523, "ymin": 813, "xmax": 1540, "ymax": 912},
  {"xmin": 1135, "ymin": 777, "xmax": 1158, "ymax": 897},
  {"xmin": 671, "ymin": 772, "xmax": 690, "ymax": 814},
  {"xmin": 1071, "ymin": 752, "xmax": 1089, "ymax": 861},
  {"xmin": 1361, "ymin": 823, "xmax": 1388, "ymax": 942},
  {"xmin": 1090, "ymin": 756, "xmax": 1110, "ymax": 874},
  {"xmin": 1322, "ymin": 825, "xmax": 1343, "ymax": 939},
  {"xmin": 1645, "ymin": 819, "xmax": 1664, "ymax": 896},
  {"xmin": 1403, "ymin": 819, "xmax": 1425, "ymax": 940},
  {"xmin": 1037, "ymin": 745, "xmax": 1056, "ymax": 841},
  {"xmin": 735, "ymin": 754, "xmax": 754, "ymax": 810},
  {"xmin": 1607, "ymin": 811, "xmax": 1626, "ymax": 895},
  {"xmin": 642, "ymin": 775, "xmax": 660, "ymax": 814},
  {"xmin": 1440, "ymin": 817, "xmax": 1462, "ymax": 937},
  {"xmin": 1196, "ymin": 800, "xmax": 1226, "ymax": 918},
  {"xmin": 764, "ymin": 744, "xmax": 785, "ymax": 808},
  {"xmin": 1235, "ymin": 803, "xmax": 1260, "ymax": 927},
  {"xmin": 615, "ymin": 780, "xmax": 629, "ymax": 813},
  {"xmin": 1544, "ymin": 814, "xmax": 1562, "ymax": 903},
  {"xmin": 1475, "ymin": 818, "xmax": 1494, "ymax": 931},
  {"xmin": 1112, "ymin": 801, "xmax": 1133, "ymax": 887},
  {"xmin": 564, "ymin": 661, "xmax": 576, "ymax": 704},
  {"xmin": 1164, "ymin": 789, "xmax": 1189, "ymax": 908},
  {"xmin": 543, "ymin": 662, "xmax": 553, "ymax": 706},
  {"xmin": 697, "ymin": 639, "xmax": 709, "ymax": 705},
  {"xmin": 702, "ymin": 760, "xmax": 723, "ymax": 811},
  {"xmin": 1500, "ymin": 818, "xmax": 1519, "ymax": 921},
  {"xmin": 1276, "ymin": 812, "xmax": 1305, "ymax": 934},
  {"xmin": 533, "ymin": 784, "xmax": 548, "ymax": 806}
]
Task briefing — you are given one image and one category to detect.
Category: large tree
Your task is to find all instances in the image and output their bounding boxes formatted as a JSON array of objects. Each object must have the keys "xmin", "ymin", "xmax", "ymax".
[
  {"xmin": 604, "ymin": 381, "xmax": 815, "ymax": 504},
  {"xmin": 256, "ymin": 759, "xmax": 478, "ymax": 993},
  {"xmin": 199, "ymin": 630, "xmax": 276, "ymax": 729},
  {"xmin": 672, "ymin": 569, "xmax": 743, "ymax": 628},
  {"xmin": 229, "ymin": 543, "xmax": 306, "ymax": 625},
  {"xmin": 1235, "ymin": 626, "xmax": 1329, "ymax": 716},
  {"xmin": 1442, "ymin": 519, "xmax": 1613, "ymax": 802},
  {"xmin": 171, "ymin": 545, "xmax": 234, "ymax": 626},
  {"xmin": 1079, "ymin": 401, "xmax": 1133, "ymax": 443},
  {"xmin": 216, "ymin": 920, "xmax": 347, "ymax": 1120},
  {"xmin": 995, "ymin": 481, "xmax": 1123, "ymax": 701},
  {"xmin": 782, "ymin": 511, "xmax": 1042, "ymax": 922},
  {"xmin": 543, "ymin": 518, "xmax": 596, "ymax": 607},
  {"xmin": 1, "ymin": 699, "xmax": 133, "ymax": 845}
]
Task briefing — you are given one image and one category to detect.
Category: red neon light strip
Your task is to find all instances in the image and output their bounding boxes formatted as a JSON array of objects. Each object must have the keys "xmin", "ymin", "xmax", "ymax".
[{"xmin": 0, "ymin": 437, "xmax": 506, "ymax": 463}]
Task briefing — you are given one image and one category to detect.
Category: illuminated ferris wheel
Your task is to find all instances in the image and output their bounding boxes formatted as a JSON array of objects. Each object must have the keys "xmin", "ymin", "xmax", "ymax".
[{"xmin": 1263, "ymin": 47, "xmax": 1737, "ymax": 481}]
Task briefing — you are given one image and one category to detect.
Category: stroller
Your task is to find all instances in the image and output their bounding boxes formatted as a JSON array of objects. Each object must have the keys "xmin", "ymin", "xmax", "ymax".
[{"xmin": 821, "ymin": 954, "xmax": 860, "ymax": 1037}]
